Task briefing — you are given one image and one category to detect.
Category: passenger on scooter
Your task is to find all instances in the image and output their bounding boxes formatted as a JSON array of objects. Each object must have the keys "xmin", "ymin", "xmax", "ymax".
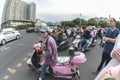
[
  {"xmin": 90, "ymin": 27, "xmax": 97, "ymax": 46},
  {"xmin": 55, "ymin": 25, "xmax": 64, "ymax": 46},
  {"xmin": 38, "ymin": 26, "xmax": 58, "ymax": 80}
]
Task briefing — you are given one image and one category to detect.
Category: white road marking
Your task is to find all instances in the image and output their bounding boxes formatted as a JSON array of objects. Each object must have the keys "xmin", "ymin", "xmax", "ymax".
[
  {"xmin": 23, "ymin": 57, "xmax": 28, "ymax": 61},
  {"xmin": 3, "ymin": 75, "xmax": 10, "ymax": 80},
  {"xmin": 17, "ymin": 44, "xmax": 24, "ymax": 46},
  {"xmin": 7, "ymin": 67, "xmax": 16, "ymax": 74},
  {"xmin": 28, "ymin": 53, "xmax": 32, "ymax": 57},
  {"xmin": 16, "ymin": 63, "xmax": 22, "ymax": 68},
  {"xmin": 0, "ymin": 46, "xmax": 10, "ymax": 52}
]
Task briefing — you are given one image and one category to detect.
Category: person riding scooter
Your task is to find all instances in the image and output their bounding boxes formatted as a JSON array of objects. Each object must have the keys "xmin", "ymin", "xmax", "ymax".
[
  {"xmin": 54, "ymin": 25, "xmax": 65, "ymax": 46},
  {"xmin": 80, "ymin": 26, "xmax": 91, "ymax": 52},
  {"xmin": 51, "ymin": 25, "xmax": 69, "ymax": 51}
]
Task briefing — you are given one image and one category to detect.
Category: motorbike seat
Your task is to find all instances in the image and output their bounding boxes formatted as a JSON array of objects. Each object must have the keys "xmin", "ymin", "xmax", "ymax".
[{"xmin": 56, "ymin": 56, "xmax": 70, "ymax": 65}]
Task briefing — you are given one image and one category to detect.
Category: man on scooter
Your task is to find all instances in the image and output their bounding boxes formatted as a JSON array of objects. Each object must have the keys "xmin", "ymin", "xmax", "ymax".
[
  {"xmin": 81, "ymin": 26, "xmax": 91, "ymax": 52},
  {"xmin": 55, "ymin": 25, "xmax": 64, "ymax": 46},
  {"xmin": 37, "ymin": 26, "xmax": 58, "ymax": 80}
]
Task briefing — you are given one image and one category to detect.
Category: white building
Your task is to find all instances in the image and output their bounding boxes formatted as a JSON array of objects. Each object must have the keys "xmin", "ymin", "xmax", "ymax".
[{"xmin": 1, "ymin": 0, "xmax": 36, "ymax": 28}]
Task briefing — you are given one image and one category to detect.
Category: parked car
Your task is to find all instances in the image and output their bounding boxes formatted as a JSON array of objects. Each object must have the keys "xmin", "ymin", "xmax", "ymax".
[
  {"xmin": 0, "ymin": 28, "xmax": 21, "ymax": 45},
  {"xmin": 26, "ymin": 27, "xmax": 34, "ymax": 33}
]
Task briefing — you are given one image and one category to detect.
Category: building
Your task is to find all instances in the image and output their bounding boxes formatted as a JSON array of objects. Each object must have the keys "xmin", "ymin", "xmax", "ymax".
[
  {"xmin": 1, "ymin": 0, "xmax": 36, "ymax": 29},
  {"xmin": 34, "ymin": 18, "xmax": 47, "ymax": 32}
]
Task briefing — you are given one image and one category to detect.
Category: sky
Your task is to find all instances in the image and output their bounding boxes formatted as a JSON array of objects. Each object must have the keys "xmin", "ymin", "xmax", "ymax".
[{"xmin": 0, "ymin": 0, "xmax": 120, "ymax": 24}]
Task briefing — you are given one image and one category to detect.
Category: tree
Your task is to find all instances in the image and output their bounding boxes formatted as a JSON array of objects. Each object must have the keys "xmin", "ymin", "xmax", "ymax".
[
  {"xmin": 98, "ymin": 20, "xmax": 109, "ymax": 28},
  {"xmin": 73, "ymin": 18, "xmax": 80, "ymax": 25},
  {"xmin": 116, "ymin": 21, "xmax": 120, "ymax": 29},
  {"xmin": 81, "ymin": 19, "xmax": 87, "ymax": 26},
  {"xmin": 87, "ymin": 18, "xmax": 97, "ymax": 26},
  {"xmin": 63, "ymin": 21, "xmax": 75, "ymax": 27}
]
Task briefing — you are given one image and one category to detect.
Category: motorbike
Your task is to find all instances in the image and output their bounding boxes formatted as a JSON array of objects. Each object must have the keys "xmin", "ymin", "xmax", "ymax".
[
  {"xmin": 57, "ymin": 38, "xmax": 70, "ymax": 51},
  {"xmin": 52, "ymin": 34, "xmax": 70, "ymax": 51},
  {"xmin": 26, "ymin": 42, "xmax": 87, "ymax": 80},
  {"xmin": 69, "ymin": 34, "xmax": 81, "ymax": 55}
]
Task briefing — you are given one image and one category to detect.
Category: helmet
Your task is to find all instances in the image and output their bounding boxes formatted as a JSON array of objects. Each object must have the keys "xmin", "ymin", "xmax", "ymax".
[{"xmin": 40, "ymin": 26, "xmax": 49, "ymax": 32}]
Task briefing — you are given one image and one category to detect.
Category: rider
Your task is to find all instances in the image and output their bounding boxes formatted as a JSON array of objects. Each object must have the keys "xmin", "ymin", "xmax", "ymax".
[
  {"xmin": 37, "ymin": 26, "xmax": 58, "ymax": 80},
  {"xmin": 81, "ymin": 26, "xmax": 91, "ymax": 52},
  {"xmin": 55, "ymin": 25, "xmax": 64, "ymax": 46}
]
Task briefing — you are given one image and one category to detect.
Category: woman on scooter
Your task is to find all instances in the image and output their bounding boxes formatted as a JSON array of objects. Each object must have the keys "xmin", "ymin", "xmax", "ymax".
[{"xmin": 37, "ymin": 26, "xmax": 58, "ymax": 80}]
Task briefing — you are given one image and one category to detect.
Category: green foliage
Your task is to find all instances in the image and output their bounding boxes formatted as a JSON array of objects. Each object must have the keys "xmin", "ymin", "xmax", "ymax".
[
  {"xmin": 62, "ymin": 21, "xmax": 75, "ymax": 27},
  {"xmin": 81, "ymin": 19, "xmax": 87, "ymax": 26},
  {"xmin": 73, "ymin": 18, "xmax": 80, "ymax": 25},
  {"xmin": 98, "ymin": 20, "xmax": 109, "ymax": 28},
  {"xmin": 87, "ymin": 18, "xmax": 97, "ymax": 26},
  {"xmin": 31, "ymin": 22, "xmax": 35, "ymax": 27},
  {"xmin": 14, "ymin": 25, "xmax": 26, "ymax": 30},
  {"xmin": 116, "ymin": 21, "xmax": 120, "ymax": 29}
]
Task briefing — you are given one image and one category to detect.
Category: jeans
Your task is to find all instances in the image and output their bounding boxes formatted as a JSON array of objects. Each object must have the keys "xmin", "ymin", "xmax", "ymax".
[
  {"xmin": 82, "ymin": 39, "xmax": 90, "ymax": 49},
  {"xmin": 40, "ymin": 63, "xmax": 49, "ymax": 78},
  {"xmin": 56, "ymin": 37, "xmax": 63, "ymax": 46}
]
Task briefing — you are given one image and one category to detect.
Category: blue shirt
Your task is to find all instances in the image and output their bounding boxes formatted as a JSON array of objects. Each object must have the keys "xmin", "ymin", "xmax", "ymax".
[{"xmin": 103, "ymin": 28, "xmax": 120, "ymax": 54}]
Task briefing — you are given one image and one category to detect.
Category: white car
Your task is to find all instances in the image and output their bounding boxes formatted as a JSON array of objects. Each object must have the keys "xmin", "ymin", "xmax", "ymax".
[{"xmin": 0, "ymin": 28, "xmax": 21, "ymax": 45}]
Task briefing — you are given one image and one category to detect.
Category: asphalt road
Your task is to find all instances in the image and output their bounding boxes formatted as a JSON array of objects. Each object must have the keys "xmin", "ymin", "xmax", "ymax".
[{"xmin": 0, "ymin": 30, "xmax": 104, "ymax": 80}]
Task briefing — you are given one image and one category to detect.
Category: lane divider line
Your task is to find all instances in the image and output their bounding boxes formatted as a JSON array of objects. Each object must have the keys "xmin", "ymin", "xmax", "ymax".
[
  {"xmin": 3, "ymin": 52, "xmax": 31, "ymax": 79},
  {"xmin": 7, "ymin": 67, "xmax": 16, "ymax": 74},
  {"xmin": 3, "ymin": 75, "xmax": 10, "ymax": 80},
  {"xmin": 23, "ymin": 57, "xmax": 28, "ymax": 61},
  {"xmin": 28, "ymin": 53, "xmax": 32, "ymax": 57},
  {"xmin": 16, "ymin": 63, "xmax": 23, "ymax": 68}
]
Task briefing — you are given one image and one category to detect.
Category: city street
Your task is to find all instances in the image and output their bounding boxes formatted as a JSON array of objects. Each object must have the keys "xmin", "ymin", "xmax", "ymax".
[{"xmin": 0, "ymin": 30, "xmax": 104, "ymax": 80}]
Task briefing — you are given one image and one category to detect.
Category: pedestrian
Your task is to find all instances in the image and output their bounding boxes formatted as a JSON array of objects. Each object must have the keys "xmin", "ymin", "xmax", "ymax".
[
  {"xmin": 92, "ymin": 17, "xmax": 120, "ymax": 74},
  {"xmin": 94, "ymin": 34, "xmax": 120, "ymax": 80},
  {"xmin": 37, "ymin": 26, "xmax": 58, "ymax": 80}
]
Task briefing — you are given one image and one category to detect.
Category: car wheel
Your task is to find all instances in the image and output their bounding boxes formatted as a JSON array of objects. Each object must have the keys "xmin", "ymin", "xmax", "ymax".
[
  {"xmin": 1, "ymin": 39, "xmax": 6, "ymax": 45},
  {"xmin": 16, "ymin": 35, "xmax": 20, "ymax": 39}
]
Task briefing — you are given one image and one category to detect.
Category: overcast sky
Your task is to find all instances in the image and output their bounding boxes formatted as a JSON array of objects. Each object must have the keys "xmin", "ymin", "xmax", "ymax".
[{"xmin": 0, "ymin": 0, "xmax": 120, "ymax": 24}]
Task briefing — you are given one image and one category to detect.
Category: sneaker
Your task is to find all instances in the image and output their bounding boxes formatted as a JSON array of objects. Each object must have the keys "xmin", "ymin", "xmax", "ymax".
[
  {"xmin": 81, "ymin": 48, "xmax": 85, "ymax": 52},
  {"xmin": 37, "ymin": 78, "xmax": 42, "ymax": 80},
  {"xmin": 92, "ymin": 69, "xmax": 99, "ymax": 74}
]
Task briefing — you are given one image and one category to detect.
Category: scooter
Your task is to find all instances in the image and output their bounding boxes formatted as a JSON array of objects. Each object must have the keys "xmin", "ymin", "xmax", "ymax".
[
  {"xmin": 69, "ymin": 34, "xmax": 81, "ymax": 55},
  {"xmin": 52, "ymin": 34, "xmax": 70, "ymax": 51},
  {"xmin": 26, "ymin": 40, "xmax": 45, "ymax": 70},
  {"xmin": 26, "ymin": 43, "xmax": 87, "ymax": 80},
  {"xmin": 57, "ymin": 38, "xmax": 70, "ymax": 51}
]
